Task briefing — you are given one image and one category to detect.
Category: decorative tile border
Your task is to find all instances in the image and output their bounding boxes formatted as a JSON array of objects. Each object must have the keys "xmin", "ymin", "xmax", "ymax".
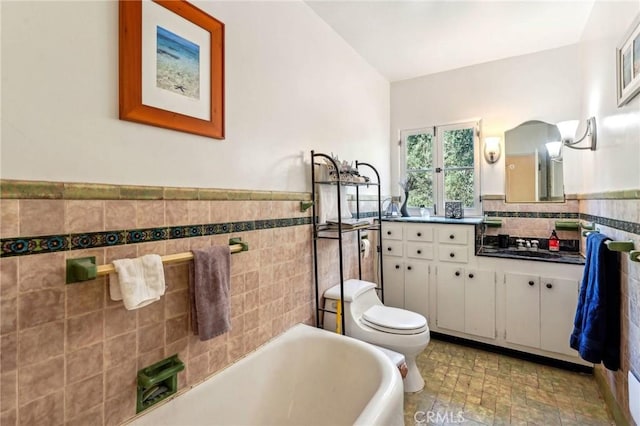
[
  {"xmin": 580, "ymin": 213, "xmax": 640, "ymax": 235},
  {"xmin": 484, "ymin": 211, "xmax": 580, "ymax": 219},
  {"xmin": 0, "ymin": 217, "xmax": 312, "ymax": 258},
  {"xmin": 482, "ymin": 190, "xmax": 640, "ymax": 201},
  {"xmin": 0, "ymin": 179, "xmax": 311, "ymax": 201}
]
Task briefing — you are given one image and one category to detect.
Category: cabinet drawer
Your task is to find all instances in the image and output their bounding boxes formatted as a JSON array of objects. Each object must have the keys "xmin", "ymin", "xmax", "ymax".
[
  {"xmin": 382, "ymin": 241, "xmax": 403, "ymax": 257},
  {"xmin": 381, "ymin": 223, "xmax": 403, "ymax": 241},
  {"xmin": 406, "ymin": 242, "xmax": 434, "ymax": 260},
  {"xmin": 438, "ymin": 246, "xmax": 469, "ymax": 263},
  {"xmin": 406, "ymin": 225, "xmax": 434, "ymax": 242},
  {"xmin": 437, "ymin": 226, "xmax": 469, "ymax": 245}
]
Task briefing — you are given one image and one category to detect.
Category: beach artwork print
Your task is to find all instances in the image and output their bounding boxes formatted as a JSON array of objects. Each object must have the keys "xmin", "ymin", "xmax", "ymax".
[
  {"xmin": 635, "ymin": 33, "xmax": 640, "ymax": 78},
  {"xmin": 156, "ymin": 26, "xmax": 200, "ymax": 100},
  {"xmin": 623, "ymin": 45, "xmax": 632, "ymax": 88}
]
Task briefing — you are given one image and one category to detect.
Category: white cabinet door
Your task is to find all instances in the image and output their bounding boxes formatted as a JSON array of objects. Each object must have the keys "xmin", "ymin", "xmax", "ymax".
[
  {"xmin": 505, "ymin": 272, "xmax": 540, "ymax": 348},
  {"xmin": 404, "ymin": 262, "xmax": 429, "ymax": 320},
  {"xmin": 382, "ymin": 257, "xmax": 404, "ymax": 308},
  {"xmin": 464, "ymin": 269, "xmax": 495, "ymax": 339},
  {"xmin": 540, "ymin": 277, "xmax": 579, "ymax": 356},
  {"xmin": 436, "ymin": 265, "xmax": 465, "ymax": 333}
]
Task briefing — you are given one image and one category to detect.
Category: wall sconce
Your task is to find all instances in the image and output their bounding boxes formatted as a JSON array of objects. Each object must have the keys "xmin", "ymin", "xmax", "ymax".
[
  {"xmin": 484, "ymin": 137, "xmax": 501, "ymax": 164},
  {"xmin": 545, "ymin": 117, "xmax": 597, "ymax": 160}
]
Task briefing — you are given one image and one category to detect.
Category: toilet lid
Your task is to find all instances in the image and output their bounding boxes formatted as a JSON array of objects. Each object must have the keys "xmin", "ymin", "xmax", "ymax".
[{"xmin": 361, "ymin": 305, "xmax": 428, "ymax": 335}]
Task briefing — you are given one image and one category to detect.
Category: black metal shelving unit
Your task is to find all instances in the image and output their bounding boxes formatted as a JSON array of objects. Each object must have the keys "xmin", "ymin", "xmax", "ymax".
[{"xmin": 311, "ymin": 150, "xmax": 384, "ymax": 335}]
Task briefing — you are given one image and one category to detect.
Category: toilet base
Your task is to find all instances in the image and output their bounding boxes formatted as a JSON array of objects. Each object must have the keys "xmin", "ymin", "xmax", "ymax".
[{"xmin": 403, "ymin": 357, "xmax": 424, "ymax": 393}]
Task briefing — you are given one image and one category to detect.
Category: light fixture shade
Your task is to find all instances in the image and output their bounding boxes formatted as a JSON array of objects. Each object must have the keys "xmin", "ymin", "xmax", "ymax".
[
  {"xmin": 546, "ymin": 141, "xmax": 562, "ymax": 159},
  {"xmin": 484, "ymin": 137, "xmax": 501, "ymax": 163},
  {"xmin": 556, "ymin": 120, "xmax": 579, "ymax": 143}
]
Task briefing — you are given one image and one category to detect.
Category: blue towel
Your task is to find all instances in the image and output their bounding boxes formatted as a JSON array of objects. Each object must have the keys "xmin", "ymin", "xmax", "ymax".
[{"xmin": 569, "ymin": 232, "xmax": 620, "ymax": 370}]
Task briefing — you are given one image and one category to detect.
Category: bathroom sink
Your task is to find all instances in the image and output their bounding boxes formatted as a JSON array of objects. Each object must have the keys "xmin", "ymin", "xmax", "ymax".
[{"xmin": 477, "ymin": 247, "xmax": 585, "ymax": 264}]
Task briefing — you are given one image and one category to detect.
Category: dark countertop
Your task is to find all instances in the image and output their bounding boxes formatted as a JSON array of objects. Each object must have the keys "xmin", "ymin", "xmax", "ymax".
[
  {"xmin": 381, "ymin": 216, "xmax": 483, "ymax": 225},
  {"xmin": 477, "ymin": 246, "xmax": 585, "ymax": 265}
]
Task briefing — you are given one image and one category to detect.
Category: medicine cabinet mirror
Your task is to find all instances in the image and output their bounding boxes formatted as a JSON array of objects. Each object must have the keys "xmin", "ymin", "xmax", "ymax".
[{"xmin": 504, "ymin": 120, "xmax": 565, "ymax": 203}]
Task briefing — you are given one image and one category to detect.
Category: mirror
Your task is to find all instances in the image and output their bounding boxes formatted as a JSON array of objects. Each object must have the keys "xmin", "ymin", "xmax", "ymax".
[{"xmin": 504, "ymin": 120, "xmax": 564, "ymax": 203}]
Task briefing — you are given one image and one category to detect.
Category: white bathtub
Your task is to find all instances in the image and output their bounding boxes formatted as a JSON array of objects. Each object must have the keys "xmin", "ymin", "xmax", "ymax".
[{"xmin": 129, "ymin": 324, "xmax": 404, "ymax": 426}]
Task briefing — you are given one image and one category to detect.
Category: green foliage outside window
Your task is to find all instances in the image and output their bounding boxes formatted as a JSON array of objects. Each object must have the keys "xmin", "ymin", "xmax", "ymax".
[{"xmin": 405, "ymin": 127, "xmax": 475, "ymax": 210}]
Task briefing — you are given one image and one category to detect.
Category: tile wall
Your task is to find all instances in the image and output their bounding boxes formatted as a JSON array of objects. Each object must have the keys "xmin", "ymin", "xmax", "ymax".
[
  {"xmin": 482, "ymin": 198, "xmax": 581, "ymax": 243},
  {"xmin": 579, "ymin": 198, "xmax": 640, "ymax": 424},
  {"xmin": 483, "ymin": 195, "xmax": 640, "ymax": 425},
  {"xmin": 0, "ymin": 180, "xmax": 368, "ymax": 425}
]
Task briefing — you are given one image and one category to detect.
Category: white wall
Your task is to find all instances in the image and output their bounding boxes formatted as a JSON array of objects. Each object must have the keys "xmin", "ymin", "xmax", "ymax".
[
  {"xmin": 575, "ymin": 0, "xmax": 640, "ymax": 194},
  {"xmin": 0, "ymin": 1, "xmax": 390, "ymax": 194},
  {"xmin": 390, "ymin": 45, "xmax": 582, "ymax": 196}
]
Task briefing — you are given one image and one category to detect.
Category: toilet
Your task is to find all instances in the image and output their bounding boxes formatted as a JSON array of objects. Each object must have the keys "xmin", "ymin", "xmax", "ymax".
[{"xmin": 323, "ymin": 279, "xmax": 430, "ymax": 392}]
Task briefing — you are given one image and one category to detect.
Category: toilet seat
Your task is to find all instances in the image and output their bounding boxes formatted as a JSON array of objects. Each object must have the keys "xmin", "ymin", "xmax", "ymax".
[{"xmin": 361, "ymin": 305, "xmax": 428, "ymax": 335}]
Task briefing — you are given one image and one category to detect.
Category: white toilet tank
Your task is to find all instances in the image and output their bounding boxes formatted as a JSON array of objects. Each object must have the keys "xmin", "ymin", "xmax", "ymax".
[{"xmin": 323, "ymin": 279, "xmax": 382, "ymax": 331}]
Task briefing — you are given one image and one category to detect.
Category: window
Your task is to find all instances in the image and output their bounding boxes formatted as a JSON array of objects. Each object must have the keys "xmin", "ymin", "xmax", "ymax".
[{"xmin": 401, "ymin": 121, "xmax": 481, "ymax": 216}]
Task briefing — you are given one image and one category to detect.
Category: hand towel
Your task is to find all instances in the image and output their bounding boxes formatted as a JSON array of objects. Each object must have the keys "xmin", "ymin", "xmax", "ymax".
[
  {"xmin": 189, "ymin": 246, "xmax": 231, "ymax": 341},
  {"xmin": 110, "ymin": 254, "xmax": 166, "ymax": 310},
  {"xmin": 570, "ymin": 232, "xmax": 620, "ymax": 370}
]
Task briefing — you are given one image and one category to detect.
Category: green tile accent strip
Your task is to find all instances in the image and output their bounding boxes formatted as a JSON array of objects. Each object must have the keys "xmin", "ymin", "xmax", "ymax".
[
  {"xmin": 484, "ymin": 211, "xmax": 580, "ymax": 219},
  {"xmin": 577, "ymin": 189, "xmax": 640, "ymax": 200},
  {"xmin": 480, "ymin": 194, "xmax": 505, "ymax": 201},
  {"xmin": 0, "ymin": 179, "xmax": 311, "ymax": 201},
  {"xmin": 163, "ymin": 187, "xmax": 199, "ymax": 200},
  {"xmin": 1, "ymin": 180, "xmax": 65, "ymax": 199},
  {"xmin": 119, "ymin": 185, "xmax": 165, "ymax": 200},
  {"xmin": 63, "ymin": 183, "xmax": 121, "ymax": 200}
]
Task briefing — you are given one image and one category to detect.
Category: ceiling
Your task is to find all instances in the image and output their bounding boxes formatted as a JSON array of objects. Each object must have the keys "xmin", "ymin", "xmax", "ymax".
[{"xmin": 305, "ymin": 1, "xmax": 595, "ymax": 82}]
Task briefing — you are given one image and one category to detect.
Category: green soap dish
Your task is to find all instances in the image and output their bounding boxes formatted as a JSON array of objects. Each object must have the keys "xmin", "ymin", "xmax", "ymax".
[{"xmin": 137, "ymin": 354, "xmax": 184, "ymax": 413}]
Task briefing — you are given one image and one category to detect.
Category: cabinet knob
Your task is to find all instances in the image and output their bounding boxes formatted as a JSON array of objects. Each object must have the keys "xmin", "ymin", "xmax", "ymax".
[
  {"xmin": 417, "ymin": 232, "xmax": 422, "ymax": 237},
  {"xmin": 395, "ymin": 265, "xmax": 400, "ymax": 269},
  {"xmin": 417, "ymin": 250, "xmax": 422, "ymax": 254},
  {"xmin": 449, "ymin": 234, "xmax": 455, "ymax": 239},
  {"xmin": 455, "ymin": 271, "xmax": 460, "ymax": 277},
  {"xmin": 407, "ymin": 266, "xmax": 412, "ymax": 271},
  {"xmin": 468, "ymin": 273, "xmax": 474, "ymax": 279},
  {"xmin": 546, "ymin": 283, "xmax": 553, "ymax": 289},
  {"xmin": 387, "ymin": 231, "xmax": 391, "ymax": 235},
  {"xmin": 450, "ymin": 252, "xmax": 455, "ymax": 258},
  {"xmin": 528, "ymin": 280, "xmax": 535, "ymax": 286},
  {"xmin": 387, "ymin": 247, "xmax": 392, "ymax": 251}
]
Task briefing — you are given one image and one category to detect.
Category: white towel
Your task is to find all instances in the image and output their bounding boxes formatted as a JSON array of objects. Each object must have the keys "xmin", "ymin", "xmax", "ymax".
[
  {"xmin": 109, "ymin": 254, "xmax": 166, "ymax": 310},
  {"xmin": 317, "ymin": 185, "xmax": 352, "ymax": 224}
]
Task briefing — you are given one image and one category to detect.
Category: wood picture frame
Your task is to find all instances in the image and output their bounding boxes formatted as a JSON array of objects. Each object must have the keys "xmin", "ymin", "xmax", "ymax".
[
  {"xmin": 616, "ymin": 13, "xmax": 640, "ymax": 107},
  {"xmin": 119, "ymin": 0, "xmax": 224, "ymax": 139}
]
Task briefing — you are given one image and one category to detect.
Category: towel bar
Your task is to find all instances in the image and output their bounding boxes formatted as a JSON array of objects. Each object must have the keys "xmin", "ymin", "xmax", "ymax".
[{"xmin": 66, "ymin": 239, "xmax": 248, "ymax": 284}]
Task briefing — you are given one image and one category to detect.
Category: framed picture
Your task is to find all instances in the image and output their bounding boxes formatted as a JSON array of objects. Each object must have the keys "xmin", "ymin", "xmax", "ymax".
[
  {"xmin": 119, "ymin": 0, "xmax": 224, "ymax": 139},
  {"xmin": 616, "ymin": 13, "xmax": 640, "ymax": 107}
]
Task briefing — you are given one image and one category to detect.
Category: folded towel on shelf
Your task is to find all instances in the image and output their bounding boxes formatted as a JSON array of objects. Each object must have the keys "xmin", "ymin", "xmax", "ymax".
[
  {"xmin": 317, "ymin": 185, "xmax": 352, "ymax": 224},
  {"xmin": 570, "ymin": 232, "xmax": 620, "ymax": 370},
  {"xmin": 189, "ymin": 246, "xmax": 231, "ymax": 341},
  {"xmin": 109, "ymin": 254, "xmax": 166, "ymax": 310}
]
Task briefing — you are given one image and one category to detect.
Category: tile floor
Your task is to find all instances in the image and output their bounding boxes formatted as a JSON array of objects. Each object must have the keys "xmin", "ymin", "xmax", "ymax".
[{"xmin": 404, "ymin": 339, "xmax": 615, "ymax": 425}]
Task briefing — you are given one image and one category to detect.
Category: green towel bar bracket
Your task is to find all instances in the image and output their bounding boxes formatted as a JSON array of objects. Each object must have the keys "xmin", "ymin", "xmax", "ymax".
[
  {"xmin": 66, "ymin": 257, "xmax": 97, "ymax": 284},
  {"xmin": 555, "ymin": 221, "xmax": 579, "ymax": 231},
  {"xmin": 300, "ymin": 201, "xmax": 314, "ymax": 212},
  {"xmin": 605, "ymin": 240, "xmax": 639, "ymax": 263},
  {"xmin": 483, "ymin": 219, "xmax": 502, "ymax": 228},
  {"xmin": 580, "ymin": 221, "xmax": 596, "ymax": 230},
  {"xmin": 605, "ymin": 240, "xmax": 635, "ymax": 253},
  {"xmin": 229, "ymin": 237, "xmax": 249, "ymax": 251}
]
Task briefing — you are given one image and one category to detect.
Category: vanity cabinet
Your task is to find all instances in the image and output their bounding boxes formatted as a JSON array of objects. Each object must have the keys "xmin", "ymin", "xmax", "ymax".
[
  {"xmin": 436, "ymin": 265, "xmax": 495, "ymax": 339},
  {"xmin": 505, "ymin": 272, "xmax": 579, "ymax": 357},
  {"xmin": 382, "ymin": 258, "xmax": 429, "ymax": 319}
]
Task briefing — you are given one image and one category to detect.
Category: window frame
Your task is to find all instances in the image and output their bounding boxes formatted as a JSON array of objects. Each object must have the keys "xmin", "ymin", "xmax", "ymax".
[{"xmin": 400, "ymin": 120, "xmax": 481, "ymax": 217}]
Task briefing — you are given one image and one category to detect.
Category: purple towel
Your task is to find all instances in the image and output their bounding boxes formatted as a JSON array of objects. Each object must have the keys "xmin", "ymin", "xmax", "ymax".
[{"xmin": 189, "ymin": 246, "xmax": 231, "ymax": 341}]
